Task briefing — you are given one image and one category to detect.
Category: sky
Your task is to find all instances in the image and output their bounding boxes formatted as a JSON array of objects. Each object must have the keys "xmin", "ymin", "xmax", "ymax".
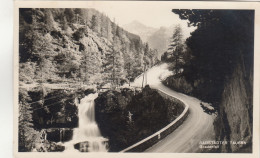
[{"xmin": 82, "ymin": 1, "xmax": 196, "ymax": 39}]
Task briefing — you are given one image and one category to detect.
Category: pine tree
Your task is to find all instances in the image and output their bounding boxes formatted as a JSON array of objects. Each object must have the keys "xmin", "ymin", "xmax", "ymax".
[
  {"xmin": 113, "ymin": 49, "xmax": 125, "ymax": 86},
  {"xmin": 44, "ymin": 9, "xmax": 55, "ymax": 31},
  {"xmin": 143, "ymin": 43, "xmax": 151, "ymax": 67},
  {"xmin": 61, "ymin": 16, "xmax": 69, "ymax": 31},
  {"xmin": 91, "ymin": 15, "xmax": 101, "ymax": 34},
  {"xmin": 106, "ymin": 19, "xmax": 113, "ymax": 41},
  {"xmin": 116, "ymin": 25, "xmax": 122, "ymax": 38},
  {"xmin": 124, "ymin": 51, "xmax": 135, "ymax": 84},
  {"xmin": 131, "ymin": 38, "xmax": 145, "ymax": 77},
  {"xmin": 81, "ymin": 50, "xmax": 102, "ymax": 85},
  {"xmin": 100, "ymin": 14, "xmax": 107, "ymax": 37},
  {"xmin": 64, "ymin": 8, "xmax": 75, "ymax": 24},
  {"xmin": 133, "ymin": 49, "xmax": 144, "ymax": 76},
  {"xmin": 167, "ymin": 24, "xmax": 185, "ymax": 75},
  {"xmin": 103, "ymin": 39, "xmax": 126, "ymax": 88},
  {"xmin": 102, "ymin": 49, "xmax": 114, "ymax": 86},
  {"xmin": 74, "ymin": 8, "xmax": 82, "ymax": 24}
]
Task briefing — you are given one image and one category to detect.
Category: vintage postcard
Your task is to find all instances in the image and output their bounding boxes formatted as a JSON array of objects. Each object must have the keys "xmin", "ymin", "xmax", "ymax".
[{"xmin": 13, "ymin": 1, "xmax": 260, "ymax": 158}]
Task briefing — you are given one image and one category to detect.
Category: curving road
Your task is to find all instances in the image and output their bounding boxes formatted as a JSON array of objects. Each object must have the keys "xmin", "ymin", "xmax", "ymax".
[{"xmin": 130, "ymin": 63, "xmax": 216, "ymax": 152}]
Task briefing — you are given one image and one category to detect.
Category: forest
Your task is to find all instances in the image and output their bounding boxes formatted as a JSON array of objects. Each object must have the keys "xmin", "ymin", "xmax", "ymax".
[{"xmin": 19, "ymin": 8, "xmax": 159, "ymax": 87}]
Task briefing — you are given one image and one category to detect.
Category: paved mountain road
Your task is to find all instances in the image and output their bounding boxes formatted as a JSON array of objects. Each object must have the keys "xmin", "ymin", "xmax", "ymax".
[{"xmin": 130, "ymin": 63, "xmax": 215, "ymax": 152}]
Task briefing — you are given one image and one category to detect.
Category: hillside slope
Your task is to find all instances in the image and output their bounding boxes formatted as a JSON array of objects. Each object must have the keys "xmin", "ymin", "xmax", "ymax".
[{"xmin": 19, "ymin": 8, "xmax": 159, "ymax": 87}]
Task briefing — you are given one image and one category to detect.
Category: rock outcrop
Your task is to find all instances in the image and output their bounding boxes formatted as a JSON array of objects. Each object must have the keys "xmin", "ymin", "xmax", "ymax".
[
  {"xmin": 95, "ymin": 86, "xmax": 184, "ymax": 151},
  {"xmin": 214, "ymin": 57, "xmax": 253, "ymax": 153}
]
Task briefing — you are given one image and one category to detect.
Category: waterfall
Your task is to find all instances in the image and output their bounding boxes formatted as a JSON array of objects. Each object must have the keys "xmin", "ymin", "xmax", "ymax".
[{"xmin": 64, "ymin": 93, "xmax": 108, "ymax": 152}]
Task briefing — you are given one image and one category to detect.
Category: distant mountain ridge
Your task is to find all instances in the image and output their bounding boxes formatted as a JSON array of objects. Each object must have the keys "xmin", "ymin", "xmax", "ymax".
[
  {"xmin": 147, "ymin": 26, "xmax": 174, "ymax": 57},
  {"xmin": 123, "ymin": 20, "xmax": 157, "ymax": 43},
  {"xmin": 123, "ymin": 21, "xmax": 175, "ymax": 58}
]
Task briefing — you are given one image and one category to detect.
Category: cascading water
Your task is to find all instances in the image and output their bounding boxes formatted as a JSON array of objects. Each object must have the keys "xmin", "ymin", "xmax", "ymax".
[{"xmin": 64, "ymin": 93, "xmax": 108, "ymax": 152}]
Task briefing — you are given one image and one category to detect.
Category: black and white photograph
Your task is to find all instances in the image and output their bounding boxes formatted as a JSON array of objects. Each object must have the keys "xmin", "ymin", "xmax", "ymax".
[{"xmin": 13, "ymin": 1, "xmax": 259, "ymax": 157}]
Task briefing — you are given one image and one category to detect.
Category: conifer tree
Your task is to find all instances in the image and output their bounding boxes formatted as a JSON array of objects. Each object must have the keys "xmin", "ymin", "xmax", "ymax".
[
  {"xmin": 167, "ymin": 24, "xmax": 185, "ymax": 75},
  {"xmin": 44, "ymin": 9, "xmax": 55, "ymax": 31},
  {"xmin": 91, "ymin": 15, "xmax": 101, "ymax": 34},
  {"xmin": 113, "ymin": 49, "xmax": 125, "ymax": 86},
  {"xmin": 64, "ymin": 8, "xmax": 75, "ymax": 23},
  {"xmin": 106, "ymin": 19, "xmax": 113, "ymax": 41},
  {"xmin": 124, "ymin": 51, "xmax": 135, "ymax": 83},
  {"xmin": 81, "ymin": 50, "xmax": 102, "ymax": 85}
]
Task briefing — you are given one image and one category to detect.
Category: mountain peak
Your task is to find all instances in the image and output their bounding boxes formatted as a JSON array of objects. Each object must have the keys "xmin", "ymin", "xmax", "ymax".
[
  {"xmin": 131, "ymin": 20, "xmax": 149, "ymax": 27},
  {"xmin": 123, "ymin": 20, "xmax": 155, "ymax": 30},
  {"xmin": 131, "ymin": 20, "xmax": 143, "ymax": 25},
  {"xmin": 122, "ymin": 21, "xmax": 157, "ymax": 42}
]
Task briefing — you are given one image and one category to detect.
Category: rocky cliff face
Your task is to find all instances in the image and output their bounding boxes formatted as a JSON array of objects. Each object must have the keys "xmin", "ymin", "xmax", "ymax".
[
  {"xmin": 214, "ymin": 57, "xmax": 253, "ymax": 153},
  {"xmin": 95, "ymin": 86, "xmax": 184, "ymax": 151},
  {"xmin": 94, "ymin": 88, "xmax": 135, "ymax": 151},
  {"xmin": 23, "ymin": 87, "xmax": 93, "ymax": 130}
]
